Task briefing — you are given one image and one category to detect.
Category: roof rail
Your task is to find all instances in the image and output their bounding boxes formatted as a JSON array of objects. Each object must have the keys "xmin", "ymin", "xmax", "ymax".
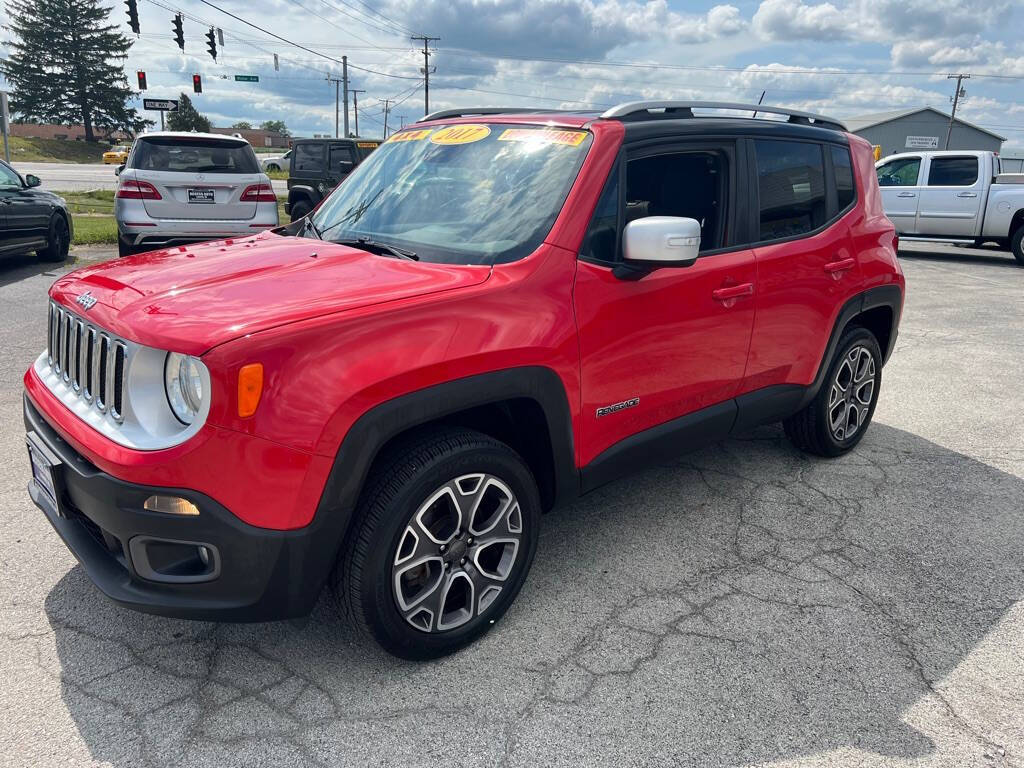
[
  {"xmin": 417, "ymin": 107, "xmax": 543, "ymax": 123},
  {"xmin": 600, "ymin": 101, "xmax": 847, "ymax": 131}
]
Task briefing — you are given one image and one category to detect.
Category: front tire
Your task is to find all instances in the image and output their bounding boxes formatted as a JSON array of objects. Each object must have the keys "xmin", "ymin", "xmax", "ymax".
[
  {"xmin": 784, "ymin": 326, "xmax": 882, "ymax": 457},
  {"xmin": 289, "ymin": 200, "xmax": 311, "ymax": 223},
  {"xmin": 337, "ymin": 427, "xmax": 541, "ymax": 660},
  {"xmin": 1011, "ymin": 226, "xmax": 1024, "ymax": 266},
  {"xmin": 37, "ymin": 214, "xmax": 70, "ymax": 263}
]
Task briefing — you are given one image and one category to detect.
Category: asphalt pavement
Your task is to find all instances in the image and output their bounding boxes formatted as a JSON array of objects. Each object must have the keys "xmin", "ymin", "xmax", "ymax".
[
  {"xmin": 10, "ymin": 161, "xmax": 288, "ymax": 194},
  {"xmin": 1, "ymin": 242, "xmax": 1022, "ymax": 767}
]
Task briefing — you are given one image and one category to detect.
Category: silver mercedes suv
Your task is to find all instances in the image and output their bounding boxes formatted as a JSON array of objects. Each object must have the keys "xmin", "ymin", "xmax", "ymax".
[{"xmin": 115, "ymin": 132, "xmax": 278, "ymax": 257}]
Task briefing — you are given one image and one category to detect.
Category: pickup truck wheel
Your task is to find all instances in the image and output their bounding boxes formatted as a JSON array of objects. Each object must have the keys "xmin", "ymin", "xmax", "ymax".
[
  {"xmin": 784, "ymin": 326, "xmax": 882, "ymax": 458},
  {"xmin": 289, "ymin": 201, "xmax": 311, "ymax": 223},
  {"xmin": 1011, "ymin": 226, "xmax": 1024, "ymax": 266},
  {"xmin": 337, "ymin": 427, "xmax": 541, "ymax": 659}
]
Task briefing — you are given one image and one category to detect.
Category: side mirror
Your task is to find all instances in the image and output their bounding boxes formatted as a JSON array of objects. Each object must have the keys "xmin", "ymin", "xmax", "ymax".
[
  {"xmin": 25, "ymin": 174, "xmax": 41, "ymax": 188},
  {"xmin": 623, "ymin": 216, "xmax": 701, "ymax": 266},
  {"xmin": 115, "ymin": 164, "xmax": 125, "ymax": 176}
]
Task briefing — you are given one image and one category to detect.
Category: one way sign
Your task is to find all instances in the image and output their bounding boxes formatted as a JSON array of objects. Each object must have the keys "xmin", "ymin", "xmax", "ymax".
[{"xmin": 143, "ymin": 99, "xmax": 179, "ymax": 112}]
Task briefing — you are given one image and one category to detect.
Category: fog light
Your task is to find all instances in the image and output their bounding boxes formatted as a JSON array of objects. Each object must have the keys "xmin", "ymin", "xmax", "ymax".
[{"xmin": 143, "ymin": 495, "xmax": 200, "ymax": 516}]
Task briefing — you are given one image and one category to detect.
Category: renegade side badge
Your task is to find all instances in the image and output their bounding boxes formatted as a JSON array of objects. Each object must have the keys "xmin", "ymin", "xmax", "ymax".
[{"xmin": 596, "ymin": 397, "xmax": 639, "ymax": 418}]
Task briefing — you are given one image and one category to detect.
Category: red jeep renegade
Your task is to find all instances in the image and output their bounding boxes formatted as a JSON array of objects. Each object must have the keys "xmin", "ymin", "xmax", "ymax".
[{"xmin": 24, "ymin": 102, "xmax": 904, "ymax": 659}]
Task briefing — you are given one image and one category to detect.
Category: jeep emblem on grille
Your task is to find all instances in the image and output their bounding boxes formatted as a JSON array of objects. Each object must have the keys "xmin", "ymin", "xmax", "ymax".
[{"xmin": 75, "ymin": 292, "xmax": 97, "ymax": 310}]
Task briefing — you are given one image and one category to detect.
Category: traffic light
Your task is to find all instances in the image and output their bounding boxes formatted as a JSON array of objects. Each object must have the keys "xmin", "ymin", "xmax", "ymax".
[
  {"xmin": 206, "ymin": 27, "xmax": 217, "ymax": 61},
  {"xmin": 172, "ymin": 13, "xmax": 184, "ymax": 51},
  {"xmin": 137, "ymin": 71, "xmax": 147, "ymax": 90},
  {"xmin": 193, "ymin": 74, "xmax": 202, "ymax": 94},
  {"xmin": 125, "ymin": 0, "xmax": 140, "ymax": 34}
]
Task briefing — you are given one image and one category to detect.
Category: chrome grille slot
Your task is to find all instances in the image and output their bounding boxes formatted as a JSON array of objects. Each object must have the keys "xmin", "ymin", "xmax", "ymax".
[{"xmin": 45, "ymin": 301, "xmax": 128, "ymax": 424}]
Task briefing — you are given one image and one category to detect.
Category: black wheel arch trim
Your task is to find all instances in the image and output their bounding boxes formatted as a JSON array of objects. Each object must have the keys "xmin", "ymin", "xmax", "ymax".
[
  {"xmin": 799, "ymin": 283, "xmax": 902, "ymax": 409},
  {"xmin": 312, "ymin": 366, "xmax": 577, "ymax": 575}
]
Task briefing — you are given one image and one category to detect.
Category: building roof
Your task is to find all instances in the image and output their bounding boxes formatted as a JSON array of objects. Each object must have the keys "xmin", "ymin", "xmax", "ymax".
[{"xmin": 845, "ymin": 107, "xmax": 1005, "ymax": 141}]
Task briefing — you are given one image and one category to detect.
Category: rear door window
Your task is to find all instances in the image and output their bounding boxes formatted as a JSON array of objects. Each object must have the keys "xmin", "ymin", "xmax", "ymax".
[
  {"xmin": 927, "ymin": 156, "xmax": 979, "ymax": 186},
  {"xmin": 754, "ymin": 140, "xmax": 826, "ymax": 241},
  {"xmin": 293, "ymin": 143, "xmax": 324, "ymax": 171},
  {"xmin": 329, "ymin": 145, "xmax": 355, "ymax": 172},
  {"xmin": 132, "ymin": 138, "xmax": 258, "ymax": 174}
]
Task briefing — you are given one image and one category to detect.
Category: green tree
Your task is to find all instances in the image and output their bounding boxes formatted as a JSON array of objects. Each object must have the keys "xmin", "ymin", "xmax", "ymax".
[
  {"xmin": 166, "ymin": 94, "xmax": 212, "ymax": 133},
  {"xmin": 231, "ymin": 121, "xmax": 253, "ymax": 129},
  {"xmin": 2, "ymin": 0, "xmax": 147, "ymax": 141},
  {"xmin": 260, "ymin": 119, "xmax": 290, "ymax": 136}
]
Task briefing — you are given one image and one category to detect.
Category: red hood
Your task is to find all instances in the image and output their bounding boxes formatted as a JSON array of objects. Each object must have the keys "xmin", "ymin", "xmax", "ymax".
[{"xmin": 50, "ymin": 233, "xmax": 491, "ymax": 355}]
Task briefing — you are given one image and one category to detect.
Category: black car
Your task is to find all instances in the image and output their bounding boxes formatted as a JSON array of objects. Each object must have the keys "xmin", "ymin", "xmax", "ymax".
[
  {"xmin": 0, "ymin": 160, "xmax": 72, "ymax": 263},
  {"xmin": 285, "ymin": 137, "xmax": 380, "ymax": 221}
]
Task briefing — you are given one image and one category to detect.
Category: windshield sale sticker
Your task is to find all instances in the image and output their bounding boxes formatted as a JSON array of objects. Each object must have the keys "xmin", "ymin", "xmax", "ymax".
[
  {"xmin": 429, "ymin": 125, "xmax": 491, "ymax": 145},
  {"xmin": 498, "ymin": 129, "xmax": 588, "ymax": 147},
  {"xmin": 388, "ymin": 129, "xmax": 433, "ymax": 143}
]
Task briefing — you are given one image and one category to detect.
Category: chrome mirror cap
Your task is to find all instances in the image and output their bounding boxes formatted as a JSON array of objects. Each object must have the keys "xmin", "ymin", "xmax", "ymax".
[{"xmin": 623, "ymin": 216, "xmax": 701, "ymax": 266}]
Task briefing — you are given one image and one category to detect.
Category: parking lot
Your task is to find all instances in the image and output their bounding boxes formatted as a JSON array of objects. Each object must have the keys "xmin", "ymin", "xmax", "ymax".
[{"xmin": 1, "ymin": 242, "xmax": 1021, "ymax": 767}]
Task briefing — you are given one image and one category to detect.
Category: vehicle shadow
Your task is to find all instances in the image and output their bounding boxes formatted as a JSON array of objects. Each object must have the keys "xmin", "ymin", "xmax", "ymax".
[
  {"xmin": 0, "ymin": 252, "xmax": 69, "ymax": 290},
  {"xmin": 44, "ymin": 423, "xmax": 1023, "ymax": 767},
  {"xmin": 898, "ymin": 247, "xmax": 1020, "ymax": 269}
]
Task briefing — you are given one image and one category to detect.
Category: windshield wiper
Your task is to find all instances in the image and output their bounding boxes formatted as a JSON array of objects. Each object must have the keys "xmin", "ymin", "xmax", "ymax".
[
  {"xmin": 303, "ymin": 216, "xmax": 322, "ymax": 239},
  {"xmin": 334, "ymin": 237, "xmax": 418, "ymax": 261}
]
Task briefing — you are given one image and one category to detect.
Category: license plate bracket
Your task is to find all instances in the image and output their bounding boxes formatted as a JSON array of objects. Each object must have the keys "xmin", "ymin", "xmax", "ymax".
[
  {"xmin": 26, "ymin": 431, "xmax": 67, "ymax": 518},
  {"xmin": 188, "ymin": 188, "xmax": 216, "ymax": 204}
]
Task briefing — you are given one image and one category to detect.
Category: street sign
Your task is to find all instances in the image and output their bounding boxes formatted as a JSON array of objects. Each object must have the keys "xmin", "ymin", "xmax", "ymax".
[
  {"xmin": 143, "ymin": 99, "xmax": 179, "ymax": 112},
  {"xmin": 234, "ymin": 75, "xmax": 259, "ymax": 82}
]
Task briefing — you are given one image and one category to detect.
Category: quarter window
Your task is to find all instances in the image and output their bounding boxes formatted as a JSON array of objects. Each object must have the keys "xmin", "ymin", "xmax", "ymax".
[
  {"xmin": 754, "ymin": 140, "xmax": 826, "ymax": 241},
  {"xmin": 831, "ymin": 145, "xmax": 855, "ymax": 212},
  {"xmin": 580, "ymin": 169, "xmax": 620, "ymax": 263},
  {"xmin": 293, "ymin": 143, "xmax": 323, "ymax": 171},
  {"xmin": 927, "ymin": 156, "xmax": 978, "ymax": 186},
  {"xmin": 877, "ymin": 157, "xmax": 921, "ymax": 187}
]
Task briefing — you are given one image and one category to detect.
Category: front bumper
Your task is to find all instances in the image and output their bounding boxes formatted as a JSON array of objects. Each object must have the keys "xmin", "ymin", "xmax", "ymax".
[{"xmin": 24, "ymin": 395, "xmax": 326, "ymax": 622}]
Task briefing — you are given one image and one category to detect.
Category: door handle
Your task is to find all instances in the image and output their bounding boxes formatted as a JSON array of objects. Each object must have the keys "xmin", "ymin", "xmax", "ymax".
[
  {"xmin": 824, "ymin": 257, "xmax": 856, "ymax": 274},
  {"xmin": 896, "ymin": 192, "xmax": 916, "ymax": 198},
  {"xmin": 956, "ymin": 192, "xmax": 978, "ymax": 198},
  {"xmin": 712, "ymin": 282, "xmax": 754, "ymax": 301}
]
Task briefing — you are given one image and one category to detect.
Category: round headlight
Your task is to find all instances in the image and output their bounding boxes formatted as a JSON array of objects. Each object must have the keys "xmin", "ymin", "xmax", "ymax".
[{"xmin": 164, "ymin": 352, "xmax": 205, "ymax": 425}]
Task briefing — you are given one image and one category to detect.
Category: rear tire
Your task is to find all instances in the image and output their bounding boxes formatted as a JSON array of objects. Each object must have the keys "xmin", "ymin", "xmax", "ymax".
[
  {"xmin": 289, "ymin": 200, "xmax": 311, "ymax": 223},
  {"xmin": 1011, "ymin": 226, "xmax": 1024, "ymax": 266},
  {"xmin": 117, "ymin": 238, "xmax": 135, "ymax": 258},
  {"xmin": 37, "ymin": 214, "xmax": 70, "ymax": 263},
  {"xmin": 266, "ymin": 163, "xmax": 280, "ymax": 172},
  {"xmin": 784, "ymin": 326, "xmax": 882, "ymax": 458},
  {"xmin": 337, "ymin": 427, "xmax": 541, "ymax": 660}
]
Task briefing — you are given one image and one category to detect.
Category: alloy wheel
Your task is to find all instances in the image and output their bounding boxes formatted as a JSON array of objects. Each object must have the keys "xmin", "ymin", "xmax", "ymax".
[
  {"xmin": 391, "ymin": 474, "xmax": 523, "ymax": 633},
  {"xmin": 827, "ymin": 345, "xmax": 876, "ymax": 442}
]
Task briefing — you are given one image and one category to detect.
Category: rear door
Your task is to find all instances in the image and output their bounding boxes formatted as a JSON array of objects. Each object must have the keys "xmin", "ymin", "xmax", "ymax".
[
  {"xmin": 129, "ymin": 136, "xmax": 262, "ymax": 221},
  {"xmin": 917, "ymin": 154, "xmax": 983, "ymax": 237},
  {"xmin": 876, "ymin": 155, "xmax": 922, "ymax": 234},
  {"xmin": 744, "ymin": 138, "xmax": 862, "ymax": 394}
]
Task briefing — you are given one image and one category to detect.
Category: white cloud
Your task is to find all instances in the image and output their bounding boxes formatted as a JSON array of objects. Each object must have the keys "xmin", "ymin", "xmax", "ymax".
[{"xmin": 752, "ymin": 0, "xmax": 850, "ymax": 41}]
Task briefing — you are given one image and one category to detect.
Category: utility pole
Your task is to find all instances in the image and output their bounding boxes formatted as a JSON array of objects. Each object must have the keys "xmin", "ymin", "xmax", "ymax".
[
  {"xmin": 342, "ymin": 56, "xmax": 349, "ymax": 138},
  {"xmin": 411, "ymin": 35, "xmax": 440, "ymax": 116},
  {"xmin": 380, "ymin": 98, "xmax": 393, "ymax": 139},
  {"xmin": 945, "ymin": 73, "xmax": 970, "ymax": 150},
  {"xmin": 327, "ymin": 75, "xmax": 344, "ymax": 137},
  {"xmin": 350, "ymin": 89, "xmax": 366, "ymax": 136}
]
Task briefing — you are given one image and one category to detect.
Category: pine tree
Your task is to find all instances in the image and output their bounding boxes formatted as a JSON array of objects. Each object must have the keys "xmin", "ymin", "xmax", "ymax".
[
  {"xmin": 166, "ymin": 94, "xmax": 212, "ymax": 133},
  {"xmin": 2, "ymin": 0, "xmax": 147, "ymax": 141}
]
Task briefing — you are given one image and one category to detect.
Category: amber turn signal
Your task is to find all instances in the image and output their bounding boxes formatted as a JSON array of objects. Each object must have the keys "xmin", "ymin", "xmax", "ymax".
[{"xmin": 237, "ymin": 363, "xmax": 264, "ymax": 418}]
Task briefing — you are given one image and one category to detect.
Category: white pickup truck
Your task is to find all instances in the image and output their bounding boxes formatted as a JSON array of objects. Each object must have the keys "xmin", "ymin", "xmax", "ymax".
[{"xmin": 875, "ymin": 150, "xmax": 1024, "ymax": 265}]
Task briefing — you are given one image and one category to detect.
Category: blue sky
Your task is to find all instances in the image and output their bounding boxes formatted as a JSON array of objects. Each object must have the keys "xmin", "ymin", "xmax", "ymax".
[{"xmin": 3, "ymin": 0, "xmax": 1023, "ymax": 150}]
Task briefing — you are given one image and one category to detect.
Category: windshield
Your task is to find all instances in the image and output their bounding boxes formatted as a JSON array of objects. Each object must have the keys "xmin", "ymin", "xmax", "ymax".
[
  {"xmin": 131, "ymin": 137, "xmax": 259, "ymax": 174},
  {"xmin": 310, "ymin": 123, "xmax": 593, "ymax": 264}
]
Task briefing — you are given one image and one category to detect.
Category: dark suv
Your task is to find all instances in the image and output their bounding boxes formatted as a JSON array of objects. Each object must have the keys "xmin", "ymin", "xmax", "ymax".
[{"xmin": 285, "ymin": 137, "xmax": 380, "ymax": 220}]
